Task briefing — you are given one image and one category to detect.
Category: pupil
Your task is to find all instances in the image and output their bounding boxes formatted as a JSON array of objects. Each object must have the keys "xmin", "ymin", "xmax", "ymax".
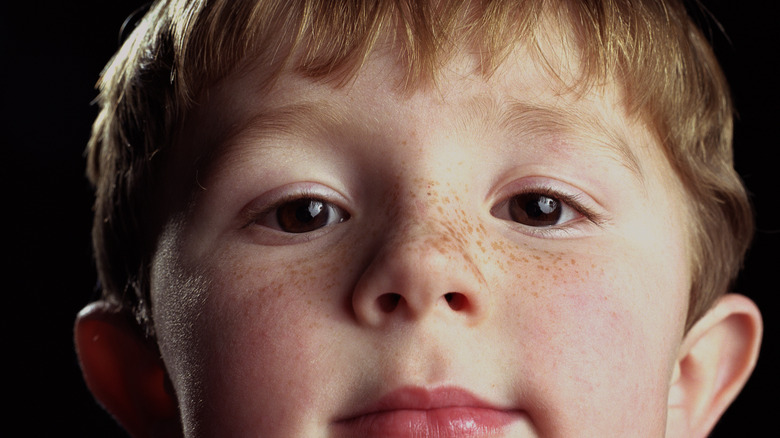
[
  {"xmin": 278, "ymin": 198, "xmax": 330, "ymax": 233},
  {"xmin": 509, "ymin": 193, "xmax": 562, "ymax": 226},
  {"xmin": 299, "ymin": 200, "xmax": 324, "ymax": 223}
]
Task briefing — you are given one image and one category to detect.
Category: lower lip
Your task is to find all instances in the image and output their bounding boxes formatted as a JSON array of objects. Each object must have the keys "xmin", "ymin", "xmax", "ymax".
[{"xmin": 335, "ymin": 407, "xmax": 520, "ymax": 437}]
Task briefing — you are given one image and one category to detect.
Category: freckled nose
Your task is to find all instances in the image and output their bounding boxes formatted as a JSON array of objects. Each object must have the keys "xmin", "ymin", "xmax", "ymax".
[{"xmin": 351, "ymin": 229, "xmax": 490, "ymax": 327}]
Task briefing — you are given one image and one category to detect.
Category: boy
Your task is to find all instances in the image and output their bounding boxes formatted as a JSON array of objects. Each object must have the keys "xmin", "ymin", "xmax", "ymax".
[{"xmin": 75, "ymin": 0, "xmax": 763, "ymax": 436}]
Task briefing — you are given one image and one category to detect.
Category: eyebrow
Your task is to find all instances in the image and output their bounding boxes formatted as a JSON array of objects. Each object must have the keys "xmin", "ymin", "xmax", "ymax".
[
  {"xmin": 201, "ymin": 101, "xmax": 351, "ymax": 180},
  {"xmin": 220, "ymin": 101, "xmax": 348, "ymax": 146},
  {"xmin": 474, "ymin": 97, "xmax": 644, "ymax": 180}
]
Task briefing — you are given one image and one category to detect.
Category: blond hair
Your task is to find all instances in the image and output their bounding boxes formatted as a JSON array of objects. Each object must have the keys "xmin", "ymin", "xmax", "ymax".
[{"xmin": 87, "ymin": 0, "xmax": 752, "ymax": 332}]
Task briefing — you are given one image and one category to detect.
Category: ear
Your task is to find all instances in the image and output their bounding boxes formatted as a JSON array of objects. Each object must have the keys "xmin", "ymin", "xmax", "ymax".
[
  {"xmin": 74, "ymin": 301, "xmax": 182, "ymax": 438},
  {"xmin": 666, "ymin": 293, "xmax": 762, "ymax": 438}
]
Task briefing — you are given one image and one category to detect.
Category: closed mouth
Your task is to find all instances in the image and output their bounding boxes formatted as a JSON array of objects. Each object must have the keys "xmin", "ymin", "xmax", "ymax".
[{"xmin": 334, "ymin": 386, "xmax": 525, "ymax": 437}]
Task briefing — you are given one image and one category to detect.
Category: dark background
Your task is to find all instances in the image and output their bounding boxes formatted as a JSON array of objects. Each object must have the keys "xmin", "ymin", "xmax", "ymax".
[{"xmin": 4, "ymin": 1, "xmax": 776, "ymax": 436}]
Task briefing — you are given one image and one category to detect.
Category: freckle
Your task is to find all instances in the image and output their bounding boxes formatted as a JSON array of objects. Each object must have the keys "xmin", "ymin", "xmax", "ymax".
[{"xmin": 571, "ymin": 259, "xmax": 576, "ymax": 265}]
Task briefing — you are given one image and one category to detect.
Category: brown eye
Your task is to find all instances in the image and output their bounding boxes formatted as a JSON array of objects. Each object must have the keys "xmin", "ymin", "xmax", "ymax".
[
  {"xmin": 491, "ymin": 185, "xmax": 600, "ymax": 237},
  {"xmin": 507, "ymin": 193, "xmax": 563, "ymax": 227},
  {"xmin": 274, "ymin": 198, "xmax": 349, "ymax": 233}
]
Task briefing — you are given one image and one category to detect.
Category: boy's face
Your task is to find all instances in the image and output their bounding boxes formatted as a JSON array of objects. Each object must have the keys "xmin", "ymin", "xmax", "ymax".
[{"xmin": 151, "ymin": 35, "xmax": 693, "ymax": 437}]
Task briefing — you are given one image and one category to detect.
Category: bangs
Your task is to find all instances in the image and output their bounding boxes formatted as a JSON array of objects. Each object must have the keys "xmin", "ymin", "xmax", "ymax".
[
  {"xmin": 171, "ymin": 0, "xmax": 542, "ymax": 95},
  {"xmin": 167, "ymin": 1, "xmax": 693, "ymax": 96}
]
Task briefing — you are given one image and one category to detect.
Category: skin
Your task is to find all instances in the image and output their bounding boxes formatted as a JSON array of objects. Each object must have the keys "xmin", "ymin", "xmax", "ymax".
[{"xmin": 149, "ymin": 34, "xmax": 695, "ymax": 437}]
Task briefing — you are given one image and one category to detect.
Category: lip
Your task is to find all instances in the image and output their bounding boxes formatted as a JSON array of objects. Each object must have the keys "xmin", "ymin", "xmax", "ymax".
[{"xmin": 334, "ymin": 386, "xmax": 524, "ymax": 437}]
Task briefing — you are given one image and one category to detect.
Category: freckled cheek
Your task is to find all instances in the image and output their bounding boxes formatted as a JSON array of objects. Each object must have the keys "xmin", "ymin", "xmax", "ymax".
[
  {"xmin": 498, "ymin": 258, "xmax": 674, "ymax": 410},
  {"xmin": 164, "ymin": 250, "xmax": 355, "ymax": 431}
]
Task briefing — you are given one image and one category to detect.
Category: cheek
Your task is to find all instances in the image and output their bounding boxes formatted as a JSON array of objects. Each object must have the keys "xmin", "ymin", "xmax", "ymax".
[
  {"xmin": 152, "ymin": 239, "xmax": 354, "ymax": 436},
  {"xmin": 495, "ymin": 246, "xmax": 687, "ymax": 434}
]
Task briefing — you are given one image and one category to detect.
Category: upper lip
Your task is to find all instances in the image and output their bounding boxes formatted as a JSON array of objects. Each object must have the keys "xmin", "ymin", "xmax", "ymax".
[{"xmin": 337, "ymin": 385, "xmax": 513, "ymax": 420}]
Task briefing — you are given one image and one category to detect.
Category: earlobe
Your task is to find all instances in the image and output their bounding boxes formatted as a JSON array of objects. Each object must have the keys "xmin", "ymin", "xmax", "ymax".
[
  {"xmin": 666, "ymin": 293, "xmax": 762, "ymax": 438},
  {"xmin": 75, "ymin": 301, "xmax": 181, "ymax": 438}
]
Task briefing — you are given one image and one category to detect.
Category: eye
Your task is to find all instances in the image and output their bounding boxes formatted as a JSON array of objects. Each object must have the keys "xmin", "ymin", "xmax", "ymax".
[
  {"xmin": 491, "ymin": 190, "xmax": 586, "ymax": 228},
  {"xmin": 258, "ymin": 197, "xmax": 350, "ymax": 233}
]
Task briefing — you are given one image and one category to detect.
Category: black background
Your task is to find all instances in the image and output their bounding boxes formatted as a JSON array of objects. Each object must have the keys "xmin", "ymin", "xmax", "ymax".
[{"xmin": 4, "ymin": 1, "xmax": 777, "ymax": 436}]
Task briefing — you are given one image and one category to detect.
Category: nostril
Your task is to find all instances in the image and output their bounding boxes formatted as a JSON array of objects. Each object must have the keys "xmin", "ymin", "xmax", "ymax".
[
  {"xmin": 445, "ymin": 292, "xmax": 467, "ymax": 311},
  {"xmin": 377, "ymin": 293, "xmax": 402, "ymax": 313},
  {"xmin": 373, "ymin": 292, "xmax": 470, "ymax": 315}
]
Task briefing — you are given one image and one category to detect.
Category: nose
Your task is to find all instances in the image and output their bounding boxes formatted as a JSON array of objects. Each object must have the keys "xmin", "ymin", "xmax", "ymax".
[{"xmin": 351, "ymin": 222, "xmax": 490, "ymax": 327}]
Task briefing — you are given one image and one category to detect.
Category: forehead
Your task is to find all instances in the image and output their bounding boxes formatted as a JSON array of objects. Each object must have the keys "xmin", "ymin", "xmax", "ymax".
[{"xmin": 185, "ymin": 34, "xmax": 652, "ymax": 191}]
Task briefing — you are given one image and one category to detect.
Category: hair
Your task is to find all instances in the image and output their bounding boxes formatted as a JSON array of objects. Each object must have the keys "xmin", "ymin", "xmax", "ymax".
[{"xmin": 87, "ymin": 0, "xmax": 752, "ymax": 333}]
